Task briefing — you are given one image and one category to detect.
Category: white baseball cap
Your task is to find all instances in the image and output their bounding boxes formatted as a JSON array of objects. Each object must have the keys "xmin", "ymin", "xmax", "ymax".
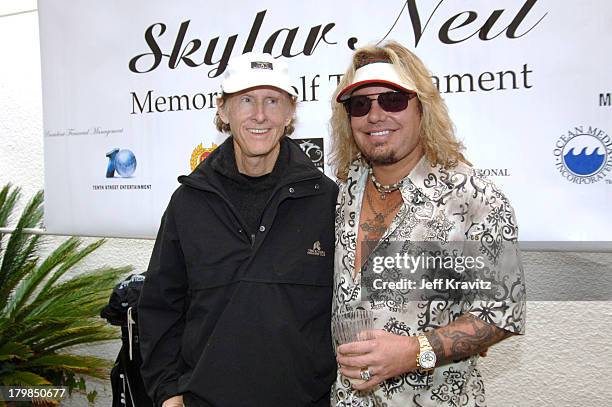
[
  {"xmin": 336, "ymin": 61, "xmax": 417, "ymax": 101},
  {"xmin": 220, "ymin": 52, "xmax": 298, "ymax": 97}
]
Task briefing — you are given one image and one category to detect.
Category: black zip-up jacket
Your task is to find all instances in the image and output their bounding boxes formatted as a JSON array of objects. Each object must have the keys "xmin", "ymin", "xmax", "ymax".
[{"xmin": 138, "ymin": 137, "xmax": 338, "ymax": 406}]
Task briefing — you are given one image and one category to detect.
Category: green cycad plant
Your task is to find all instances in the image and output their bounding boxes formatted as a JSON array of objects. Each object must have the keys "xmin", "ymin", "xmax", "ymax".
[{"xmin": 0, "ymin": 184, "xmax": 131, "ymax": 405}]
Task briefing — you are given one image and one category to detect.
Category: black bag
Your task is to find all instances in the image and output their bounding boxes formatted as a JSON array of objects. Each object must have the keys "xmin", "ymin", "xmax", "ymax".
[
  {"xmin": 101, "ymin": 274, "xmax": 153, "ymax": 407},
  {"xmin": 101, "ymin": 274, "xmax": 146, "ymax": 325}
]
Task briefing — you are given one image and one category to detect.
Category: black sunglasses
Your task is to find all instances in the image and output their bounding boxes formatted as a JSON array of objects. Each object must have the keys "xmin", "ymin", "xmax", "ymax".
[{"xmin": 343, "ymin": 91, "xmax": 417, "ymax": 117}]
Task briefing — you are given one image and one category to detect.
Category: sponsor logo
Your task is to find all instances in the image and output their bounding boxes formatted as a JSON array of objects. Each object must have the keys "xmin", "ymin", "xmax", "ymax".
[
  {"xmin": 93, "ymin": 148, "xmax": 151, "ymax": 191},
  {"xmin": 45, "ymin": 126, "xmax": 124, "ymax": 138},
  {"xmin": 475, "ymin": 168, "xmax": 511, "ymax": 177},
  {"xmin": 106, "ymin": 148, "xmax": 137, "ymax": 178},
  {"xmin": 251, "ymin": 61, "xmax": 273, "ymax": 70},
  {"xmin": 190, "ymin": 143, "xmax": 218, "ymax": 171},
  {"xmin": 307, "ymin": 241, "xmax": 326, "ymax": 257},
  {"xmin": 553, "ymin": 126, "xmax": 612, "ymax": 184},
  {"xmin": 296, "ymin": 138, "xmax": 324, "ymax": 171}
]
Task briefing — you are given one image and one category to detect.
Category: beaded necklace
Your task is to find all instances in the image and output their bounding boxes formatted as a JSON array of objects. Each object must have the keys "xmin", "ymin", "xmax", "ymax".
[{"xmin": 369, "ymin": 167, "xmax": 403, "ymax": 200}]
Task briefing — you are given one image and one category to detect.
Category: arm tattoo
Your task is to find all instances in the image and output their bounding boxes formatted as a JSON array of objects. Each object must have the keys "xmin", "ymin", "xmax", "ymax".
[{"xmin": 426, "ymin": 313, "xmax": 513, "ymax": 366}]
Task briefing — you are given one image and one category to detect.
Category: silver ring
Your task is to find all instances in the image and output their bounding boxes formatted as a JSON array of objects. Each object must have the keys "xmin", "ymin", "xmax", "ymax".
[{"xmin": 360, "ymin": 368, "xmax": 372, "ymax": 381}]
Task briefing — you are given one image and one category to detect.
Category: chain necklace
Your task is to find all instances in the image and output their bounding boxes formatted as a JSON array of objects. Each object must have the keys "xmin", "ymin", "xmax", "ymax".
[
  {"xmin": 369, "ymin": 168, "xmax": 403, "ymax": 200},
  {"xmin": 356, "ymin": 182, "xmax": 403, "ymax": 280},
  {"xmin": 360, "ymin": 181, "xmax": 403, "ymax": 235}
]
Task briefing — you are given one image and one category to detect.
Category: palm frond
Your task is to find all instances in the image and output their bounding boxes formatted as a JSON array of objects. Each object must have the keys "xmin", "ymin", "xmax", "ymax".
[
  {"xmin": 24, "ymin": 354, "xmax": 111, "ymax": 380},
  {"xmin": 0, "ymin": 190, "xmax": 43, "ymax": 304},
  {"xmin": 20, "ymin": 266, "xmax": 129, "ymax": 321},
  {"xmin": 1, "ymin": 258, "xmax": 37, "ymax": 317},
  {"xmin": 0, "ymin": 184, "xmax": 20, "ymax": 227},
  {"xmin": 0, "ymin": 370, "xmax": 51, "ymax": 386},
  {"xmin": 0, "ymin": 341, "xmax": 33, "ymax": 361},
  {"xmin": 11, "ymin": 319, "xmax": 75, "ymax": 347},
  {"xmin": 7, "ymin": 320, "xmax": 117, "ymax": 356},
  {"xmin": 0, "ymin": 185, "xmax": 131, "ymax": 399},
  {"xmin": 30, "ymin": 323, "xmax": 117, "ymax": 353},
  {"xmin": 39, "ymin": 239, "xmax": 106, "ymax": 295},
  {"xmin": 8, "ymin": 237, "xmax": 81, "ymax": 318}
]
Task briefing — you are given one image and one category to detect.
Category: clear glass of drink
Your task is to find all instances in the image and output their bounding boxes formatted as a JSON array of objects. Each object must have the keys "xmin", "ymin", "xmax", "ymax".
[{"xmin": 331, "ymin": 309, "xmax": 374, "ymax": 385}]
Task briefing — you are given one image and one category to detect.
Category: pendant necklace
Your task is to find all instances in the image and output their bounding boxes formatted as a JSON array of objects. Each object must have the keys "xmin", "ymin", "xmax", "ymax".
[
  {"xmin": 361, "ymin": 182, "xmax": 403, "ymax": 235},
  {"xmin": 369, "ymin": 168, "xmax": 403, "ymax": 200}
]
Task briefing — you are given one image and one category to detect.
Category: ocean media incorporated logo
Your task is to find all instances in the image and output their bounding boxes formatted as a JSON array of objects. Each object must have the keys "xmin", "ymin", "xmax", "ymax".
[
  {"xmin": 106, "ymin": 148, "xmax": 137, "ymax": 178},
  {"xmin": 296, "ymin": 138, "xmax": 324, "ymax": 171},
  {"xmin": 553, "ymin": 126, "xmax": 612, "ymax": 184}
]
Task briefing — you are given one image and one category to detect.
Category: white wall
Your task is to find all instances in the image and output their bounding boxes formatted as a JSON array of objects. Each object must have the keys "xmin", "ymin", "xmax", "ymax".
[{"xmin": 1, "ymin": 5, "xmax": 611, "ymax": 407}]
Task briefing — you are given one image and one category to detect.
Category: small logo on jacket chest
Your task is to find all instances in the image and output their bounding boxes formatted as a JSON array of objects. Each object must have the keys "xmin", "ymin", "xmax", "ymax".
[{"xmin": 307, "ymin": 241, "xmax": 326, "ymax": 257}]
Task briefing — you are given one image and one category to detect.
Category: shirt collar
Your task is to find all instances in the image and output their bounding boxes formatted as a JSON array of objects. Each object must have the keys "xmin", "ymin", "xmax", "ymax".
[{"xmin": 347, "ymin": 155, "xmax": 454, "ymax": 203}]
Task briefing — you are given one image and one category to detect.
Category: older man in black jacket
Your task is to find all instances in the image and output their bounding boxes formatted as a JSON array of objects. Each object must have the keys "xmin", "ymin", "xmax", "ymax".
[{"xmin": 138, "ymin": 52, "xmax": 338, "ymax": 407}]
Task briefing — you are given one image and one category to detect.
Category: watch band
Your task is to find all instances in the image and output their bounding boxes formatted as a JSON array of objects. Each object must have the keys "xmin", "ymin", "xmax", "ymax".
[{"xmin": 417, "ymin": 335, "xmax": 433, "ymax": 353}]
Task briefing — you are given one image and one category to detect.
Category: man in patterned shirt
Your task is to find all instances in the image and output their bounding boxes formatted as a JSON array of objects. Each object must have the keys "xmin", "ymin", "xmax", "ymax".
[{"xmin": 329, "ymin": 41, "xmax": 525, "ymax": 406}]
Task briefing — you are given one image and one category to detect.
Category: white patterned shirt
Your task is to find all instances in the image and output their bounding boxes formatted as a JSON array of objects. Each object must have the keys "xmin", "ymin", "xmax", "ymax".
[{"xmin": 332, "ymin": 157, "xmax": 526, "ymax": 407}]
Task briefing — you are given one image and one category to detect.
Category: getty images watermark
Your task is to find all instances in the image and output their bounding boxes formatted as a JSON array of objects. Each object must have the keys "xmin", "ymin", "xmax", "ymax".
[
  {"xmin": 371, "ymin": 251, "xmax": 490, "ymax": 291},
  {"xmin": 360, "ymin": 241, "xmax": 525, "ymax": 307}
]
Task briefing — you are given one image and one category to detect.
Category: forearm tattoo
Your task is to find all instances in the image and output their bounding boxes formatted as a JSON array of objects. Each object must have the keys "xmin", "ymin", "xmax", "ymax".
[{"xmin": 426, "ymin": 313, "xmax": 513, "ymax": 366}]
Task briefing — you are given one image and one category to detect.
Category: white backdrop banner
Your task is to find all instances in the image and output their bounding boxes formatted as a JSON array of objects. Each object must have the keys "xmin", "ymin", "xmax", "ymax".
[{"xmin": 39, "ymin": 0, "xmax": 612, "ymax": 241}]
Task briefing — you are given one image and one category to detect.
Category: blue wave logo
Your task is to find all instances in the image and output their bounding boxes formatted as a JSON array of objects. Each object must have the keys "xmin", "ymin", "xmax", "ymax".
[
  {"xmin": 554, "ymin": 127, "xmax": 611, "ymax": 183},
  {"xmin": 563, "ymin": 146, "xmax": 605, "ymax": 176}
]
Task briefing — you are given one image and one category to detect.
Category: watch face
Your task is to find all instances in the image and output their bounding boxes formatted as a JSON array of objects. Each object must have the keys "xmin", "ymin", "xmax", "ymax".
[{"xmin": 419, "ymin": 350, "xmax": 436, "ymax": 369}]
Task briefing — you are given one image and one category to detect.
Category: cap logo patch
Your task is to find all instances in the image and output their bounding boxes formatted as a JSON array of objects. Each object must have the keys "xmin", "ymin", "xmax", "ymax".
[{"xmin": 251, "ymin": 61, "xmax": 273, "ymax": 70}]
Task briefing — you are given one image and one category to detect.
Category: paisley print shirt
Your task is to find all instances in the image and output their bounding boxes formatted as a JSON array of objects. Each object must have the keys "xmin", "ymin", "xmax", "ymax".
[{"xmin": 332, "ymin": 157, "xmax": 526, "ymax": 407}]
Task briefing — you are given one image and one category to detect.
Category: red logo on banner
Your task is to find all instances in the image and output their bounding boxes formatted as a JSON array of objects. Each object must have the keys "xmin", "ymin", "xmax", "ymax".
[{"xmin": 190, "ymin": 143, "xmax": 218, "ymax": 171}]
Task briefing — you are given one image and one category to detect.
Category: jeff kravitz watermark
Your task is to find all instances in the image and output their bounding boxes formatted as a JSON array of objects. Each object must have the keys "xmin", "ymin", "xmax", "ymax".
[
  {"xmin": 371, "ymin": 277, "xmax": 492, "ymax": 291},
  {"xmin": 356, "ymin": 240, "xmax": 518, "ymax": 307}
]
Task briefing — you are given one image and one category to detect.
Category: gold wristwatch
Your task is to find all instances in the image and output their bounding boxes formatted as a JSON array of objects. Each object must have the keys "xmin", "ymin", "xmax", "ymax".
[{"xmin": 416, "ymin": 335, "xmax": 437, "ymax": 371}]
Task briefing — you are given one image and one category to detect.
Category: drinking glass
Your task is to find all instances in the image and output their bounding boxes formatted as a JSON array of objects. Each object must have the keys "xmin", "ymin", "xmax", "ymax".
[{"xmin": 331, "ymin": 309, "xmax": 374, "ymax": 385}]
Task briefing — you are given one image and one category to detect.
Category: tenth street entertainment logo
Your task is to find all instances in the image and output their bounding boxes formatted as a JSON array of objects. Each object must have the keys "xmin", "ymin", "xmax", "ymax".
[
  {"xmin": 92, "ymin": 148, "xmax": 151, "ymax": 191},
  {"xmin": 106, "ymin": 148, "xmax": 137, "ymax": 178},
  {"xmin": 553, "ymin": 126, "xmax": 612, "ymax": 184}
]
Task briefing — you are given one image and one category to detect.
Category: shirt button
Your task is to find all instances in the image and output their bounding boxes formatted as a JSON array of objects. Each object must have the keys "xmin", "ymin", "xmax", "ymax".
[
  {"xmin": 289, "ymin": 187, "xmax": 295, "ymax": 193},
  {"xmin": 259, "ymin": 225, "xmax": 266, "ymax": 232},
  {"xmin": 314, "ymin": 184, "xmax": 320, "ymax": 190}
]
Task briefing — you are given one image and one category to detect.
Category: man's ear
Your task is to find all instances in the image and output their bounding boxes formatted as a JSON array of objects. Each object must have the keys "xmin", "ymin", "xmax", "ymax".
[
  {"xmin": 217, "ymin": 98, "xmax": 229, "ymax": 124},
  {"xmin": 285, "ymin": 100, "xmax": 296, "ymax": 126}
]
